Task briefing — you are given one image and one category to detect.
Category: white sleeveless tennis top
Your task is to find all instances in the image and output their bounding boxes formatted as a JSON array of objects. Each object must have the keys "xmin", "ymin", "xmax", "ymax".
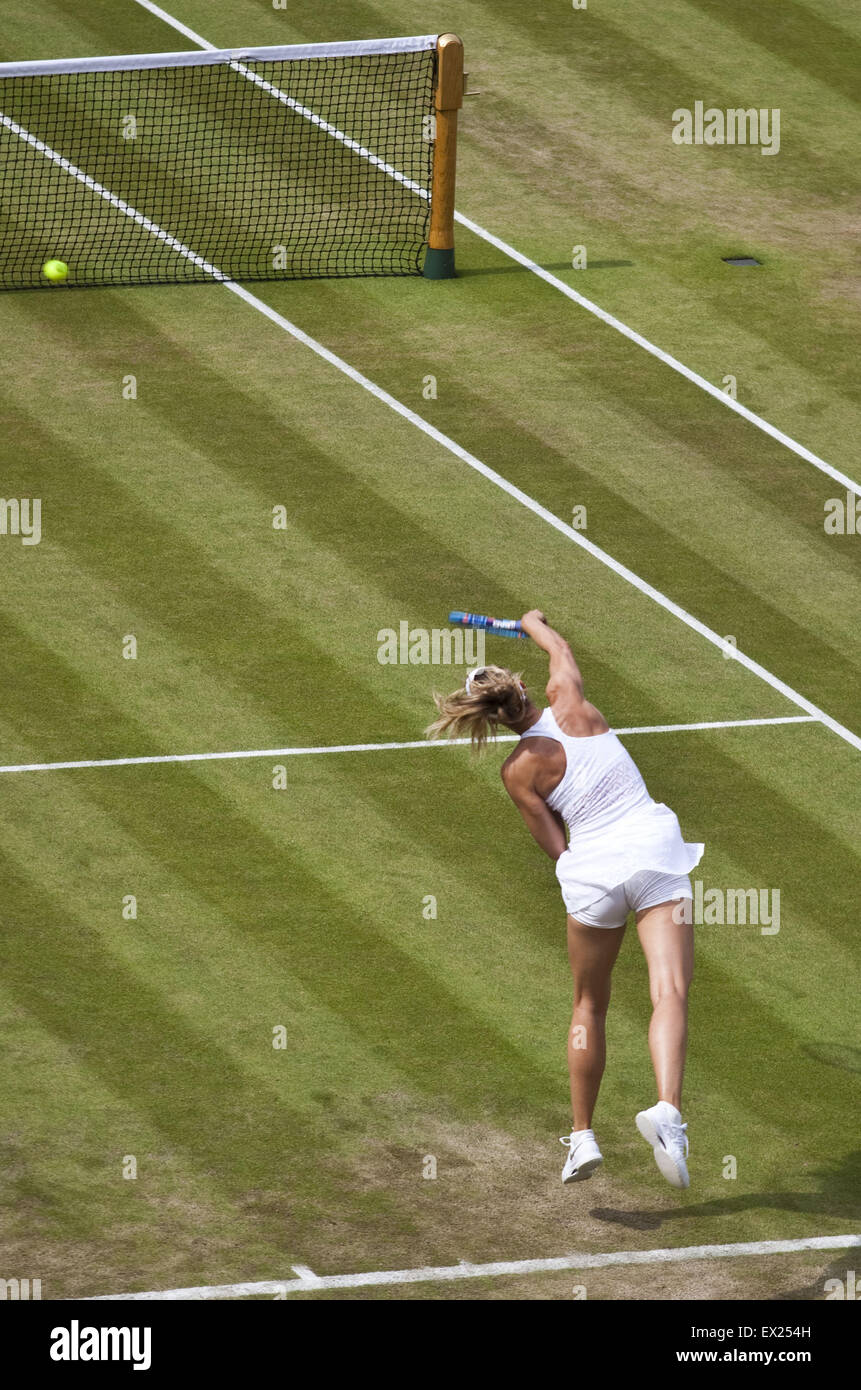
[{"xmin": 521, "ymin": 707, "xmax": 703, "ymax": 912}]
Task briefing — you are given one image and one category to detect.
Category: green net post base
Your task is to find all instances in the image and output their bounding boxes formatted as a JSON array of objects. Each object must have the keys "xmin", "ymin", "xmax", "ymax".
[{"xmin": 423, "ymin": 246, "xmax": 455, "ymax": 279}]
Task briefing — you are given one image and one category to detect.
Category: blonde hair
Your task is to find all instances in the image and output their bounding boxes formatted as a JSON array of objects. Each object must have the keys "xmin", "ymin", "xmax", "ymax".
[{"xmin": 426, "ymin": 665, "xmax": 528, "ymax": 753}]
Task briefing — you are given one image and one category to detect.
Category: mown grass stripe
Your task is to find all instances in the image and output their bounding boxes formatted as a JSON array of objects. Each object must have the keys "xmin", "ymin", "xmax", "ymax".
[
  {"xmin": 221, "ymin": 280, "xmax": 861, "ymax": 753},
  {"xmin": 10, "ymin": 9, "xmax": 857, "ymax": 752},
  {"xmin": 452, "ymin": 210, "xmax": 861, "ymax": 499},
  {"xmin": 132, "ymin": 0, "xmax": 859, "ymax": 498}
]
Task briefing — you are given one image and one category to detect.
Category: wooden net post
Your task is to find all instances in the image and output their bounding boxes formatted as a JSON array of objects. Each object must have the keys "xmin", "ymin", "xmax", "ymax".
[{"xmin": 424, "ymin": 33, "xmax": 463, "ymax": 279}]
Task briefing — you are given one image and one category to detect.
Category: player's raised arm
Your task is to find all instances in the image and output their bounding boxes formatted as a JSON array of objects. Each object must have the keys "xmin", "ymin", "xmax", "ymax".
[
  {"xmin": 519, "ymin": 609, "xmax": 608, "ymax": 735},
  {"xmin": 519, "ymin": 609, "xmax": 583, "ymax": 690}
]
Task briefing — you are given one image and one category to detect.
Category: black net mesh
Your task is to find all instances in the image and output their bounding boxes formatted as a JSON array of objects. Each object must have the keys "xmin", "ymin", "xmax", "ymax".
[{"xmin": 0, "ymin": 47, "xmax": 437, "ymax": 289}]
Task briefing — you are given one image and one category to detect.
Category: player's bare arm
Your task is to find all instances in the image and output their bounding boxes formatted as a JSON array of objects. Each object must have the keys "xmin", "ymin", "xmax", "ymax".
[
  {"xmin": 500, "ymin": 746, "xmax": 568, "ymax": 862},
  {"xmin": 519, "ymin": 609, "xmax": 609, "ymax": 736}
]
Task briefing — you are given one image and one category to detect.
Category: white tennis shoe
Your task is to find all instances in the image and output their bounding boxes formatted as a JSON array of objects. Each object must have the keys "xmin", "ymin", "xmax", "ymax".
[
  {"xmin": 635, "ymin": 1101, "xmax": 690, "ymax": 1188},
  {"xmin": 559, "ymin": 1128, "xmax": 603, "ymax": 1183}
]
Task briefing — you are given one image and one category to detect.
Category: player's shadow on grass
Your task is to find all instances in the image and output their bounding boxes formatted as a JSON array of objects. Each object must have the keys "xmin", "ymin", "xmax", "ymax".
[
  {"xmin": 802, "ymin": 1043, "xmax": 861, "ymax": 1074},
  {"xmin": 778, "ymin": 1255, "xmax": 856, "ymax": 1302},
  {"xmin": 589, "ymin": 1150, "xmax": 861, "ymax": 1232},
  {"xmin": 457, "ymin": 259, "xmax": 634, "ymax": 277}
]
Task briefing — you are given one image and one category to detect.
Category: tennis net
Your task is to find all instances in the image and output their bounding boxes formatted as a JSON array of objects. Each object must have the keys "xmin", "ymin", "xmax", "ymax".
[{"xmin": 0, "ymin": 35, "xmax": 438, "ymax": 289}]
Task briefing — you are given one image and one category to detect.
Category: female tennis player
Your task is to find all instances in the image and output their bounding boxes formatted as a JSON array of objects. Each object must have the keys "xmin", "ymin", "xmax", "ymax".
[{"xmin": 428, "ymin": 610, "xmax": 703, "ymax": 1188}]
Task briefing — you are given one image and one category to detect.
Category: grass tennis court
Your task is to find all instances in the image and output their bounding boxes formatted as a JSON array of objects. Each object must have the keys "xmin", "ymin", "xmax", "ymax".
[{"xmin": 0, "ymin": 0, "xmax": 858, "ymax": 1302}]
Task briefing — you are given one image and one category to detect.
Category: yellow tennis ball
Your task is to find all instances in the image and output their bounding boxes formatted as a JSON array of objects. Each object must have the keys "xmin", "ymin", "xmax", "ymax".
[{"xmin": 42, "ymin": 259, "xmax": 69, "ymax": 282}]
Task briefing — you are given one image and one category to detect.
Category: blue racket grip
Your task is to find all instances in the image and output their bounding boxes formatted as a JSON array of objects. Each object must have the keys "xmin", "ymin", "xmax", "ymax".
[{"xmin": 448, "ymin": 611, "xmax": 528, "ymax": 638}]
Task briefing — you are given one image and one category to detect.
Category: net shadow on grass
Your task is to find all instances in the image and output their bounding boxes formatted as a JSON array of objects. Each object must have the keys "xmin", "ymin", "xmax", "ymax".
[{"xmin": 456, "ymin": 259, "xmax": 634, "ymax": 278}]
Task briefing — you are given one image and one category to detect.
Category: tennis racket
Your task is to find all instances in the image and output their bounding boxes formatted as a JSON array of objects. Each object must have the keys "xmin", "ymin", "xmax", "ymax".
[{"xmin": 448, "ymin": 611, "xmax": 529, "ymax": 639}]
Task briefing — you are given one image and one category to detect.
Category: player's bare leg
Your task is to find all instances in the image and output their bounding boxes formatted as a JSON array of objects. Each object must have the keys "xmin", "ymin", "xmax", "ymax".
[
  {"xmin": 635, "ymin": 900, "xmax": 693, "ymax": 1108},
  {"xmin": 634, "ymin": 900, "xmax": 694, "ymax": 1187},
  {"xmin": 566, "ymin": 914, "xmax": 626, "ymax": 1130}
]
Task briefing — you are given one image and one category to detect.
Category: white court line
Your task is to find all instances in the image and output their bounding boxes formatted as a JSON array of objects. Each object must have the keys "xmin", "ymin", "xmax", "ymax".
[
  {"xmin": 0, "ymin": 110, "xmax": 228, "ymax": 278},
  {"xmin": 132, "ymin": 0, "xmax": 224, "ymax": 50},
  {"xmin": 131, "ymin": 0, "xmax": 861, "ymax": 499},
  {"xmin": 0, "ymin": 716, "xmax": 818, "ymax": 776},
  {"xmin": 86, "ymin": 1232, "xmax": 861, "ymax": 1299},
  {"xmin": 129, "ymin": 3, "xmax": 432, "ymax": 198},
  {"xmin": 10, "ymin": 41, "xmax": 859, "ymax": 755}
]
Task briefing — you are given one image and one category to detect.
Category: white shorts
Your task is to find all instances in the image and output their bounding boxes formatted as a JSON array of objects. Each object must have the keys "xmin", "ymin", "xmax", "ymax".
[{"xmin": 569, "ymin": 870, "xmax": 693, "ymax": 930}]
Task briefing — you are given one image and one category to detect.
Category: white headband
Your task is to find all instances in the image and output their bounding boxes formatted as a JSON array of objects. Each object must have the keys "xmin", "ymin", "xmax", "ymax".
[{"xmin": 465, "ymin": 668, "xmax": 527, "ymax": 707}]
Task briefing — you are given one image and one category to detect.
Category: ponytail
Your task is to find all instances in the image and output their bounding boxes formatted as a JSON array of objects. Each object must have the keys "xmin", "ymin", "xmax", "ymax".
[{"xmin": 426, "ymin": 665, "xmax": 527, "ymax": 753}]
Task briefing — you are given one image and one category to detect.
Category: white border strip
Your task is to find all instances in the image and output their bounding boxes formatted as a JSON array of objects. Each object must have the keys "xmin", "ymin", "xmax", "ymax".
[
  {"xmin": 129, "ymin": 0, "xmax": 861, "ymax": 501},
  {"xmin": 0, "ymin": 34, "xmax": 437, "ymax": 79},
  {"xmin": 86, "ymin": 1233, "xmax": 861, "ymax": 1299},
  {"xmin": 0, "ymin": 717, "xmax": 818, "ymax": 777}
]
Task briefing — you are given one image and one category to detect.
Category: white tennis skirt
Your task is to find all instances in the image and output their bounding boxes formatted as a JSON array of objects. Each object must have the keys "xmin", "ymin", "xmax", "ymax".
[{"xmin": 555, "ymin": 802, "xmax": 704, "ymax": 918}]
